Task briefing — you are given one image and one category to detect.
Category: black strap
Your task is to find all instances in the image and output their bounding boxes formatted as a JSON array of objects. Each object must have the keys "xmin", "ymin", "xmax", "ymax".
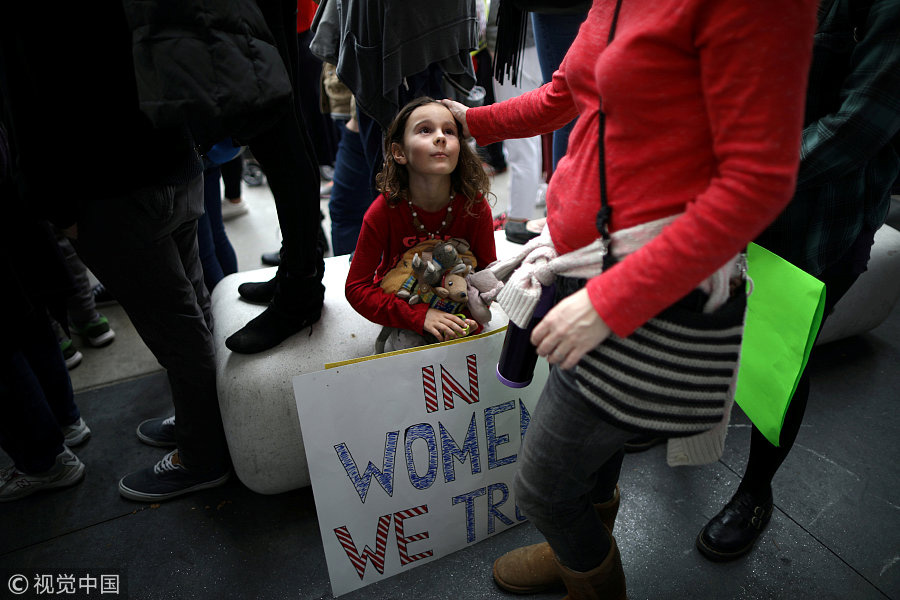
[{"xmin": 596, "ymin": 0, "xmax": 624, "ymax": 270}]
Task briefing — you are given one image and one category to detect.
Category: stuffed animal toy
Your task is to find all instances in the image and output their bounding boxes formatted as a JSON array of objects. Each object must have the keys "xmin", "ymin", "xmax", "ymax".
[
  {"xmin": 380, "ymin": 240, "xmax": 438, "ymax": 295},
  {"xmin": 380, "ymin": 238, "xmax": 477, "ymax": 296},
  {"xmin": 382, "ymin": 238, "xmax": 477, "ymax": 299},
  {"xmin": 465, "ymin": 268, "xmax": 504, "ymax": 324}
]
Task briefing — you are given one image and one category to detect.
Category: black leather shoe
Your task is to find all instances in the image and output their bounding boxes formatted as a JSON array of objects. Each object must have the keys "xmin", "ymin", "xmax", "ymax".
[
  {"xmin": 696, "ymin": 488, "xmax": 773, "ymax": 561},
  {"xmin": 505, "ymin": 220, "xmax": 539, "ymax": 245}
]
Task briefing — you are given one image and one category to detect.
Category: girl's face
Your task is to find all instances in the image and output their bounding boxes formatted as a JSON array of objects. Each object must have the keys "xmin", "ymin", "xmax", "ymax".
[{"xmin": 391, "ymin": 103, "xmax": 460, "ymax": 179}]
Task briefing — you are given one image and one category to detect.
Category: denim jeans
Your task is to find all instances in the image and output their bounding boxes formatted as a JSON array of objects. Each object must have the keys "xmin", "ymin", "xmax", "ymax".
[
  {"xmin": 531, "ymin": 11, "xmax": 588, "ymax": 169},
  {"xmin": 515, "ymin": 366, "xmax": 630, "ymax": 571},
  {"xmin": 328, "ymin": 125, "xmax": 375, "ymax": 256},
  {"xmin": 0, "ymin": 310, "xmax": 78, "ymax": 473},
  {"xmin": 197, "ymin": 167, "xmax": 238, "ymax": 291}
]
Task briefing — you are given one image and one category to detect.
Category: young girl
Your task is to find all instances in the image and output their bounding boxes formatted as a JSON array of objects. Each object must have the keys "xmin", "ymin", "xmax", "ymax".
[{"xmin": 345, "ymin": 97, "xmax": 497, "ymax": 346}]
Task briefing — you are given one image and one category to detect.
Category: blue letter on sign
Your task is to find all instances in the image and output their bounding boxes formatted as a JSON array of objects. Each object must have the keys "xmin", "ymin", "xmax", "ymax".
[
  {"xmin": 439, "ymin": 413, "xmax": 482, "ymax": 483},
  {"xmin": 487, "ymin": 483, "xmax": 515, "ymax": 534},
  {"xmin": 405, "ymin": 423, "xmax": 438, "ymax": 490},
  {"xmin": 334, "ymin": 431, "xmax": 399, "ymax": 503},
  {"xmin": 452, "ymin": 487, "xmax": 487, "ymax": 543},
  {"xmin": 485, "ymin": 401, "xmax": 517, "ymax": 469}
]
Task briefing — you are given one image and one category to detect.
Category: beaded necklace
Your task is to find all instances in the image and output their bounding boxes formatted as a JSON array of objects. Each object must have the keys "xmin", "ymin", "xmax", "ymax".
[{"xmin": 408, "ymin": 193, "xmax": 455, "ymax": 239}]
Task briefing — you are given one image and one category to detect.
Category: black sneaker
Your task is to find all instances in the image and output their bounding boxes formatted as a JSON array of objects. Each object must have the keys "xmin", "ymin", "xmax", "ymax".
[
  {"xmin": 696, "ymin": 487, "xmax": 774, "ymax": 561},
  {"xmin": 136, "ymin": 416, "xmax": 177, "ymax": 448},
  {"xmin": 60, "ymin": 337, "xmax": 83, "ymax": 370},
  {"xmin": 91, "ymin": 282, "xmax": 116, "ymax": 306},
  {"xmin": 118, "ymin": 450, "xmax": 229, "ymax": 502}
]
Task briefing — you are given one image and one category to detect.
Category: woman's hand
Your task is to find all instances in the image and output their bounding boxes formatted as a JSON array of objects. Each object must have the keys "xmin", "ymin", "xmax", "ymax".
[
  {"xmin": 424, "ymin": 309, "xmax": 474, "ymax": 341},
  {"xmin": 440, "ymin": 99, "xmax": 471, "ymax": 138},
  {"xmin": 531, "ymin": 288, "xmax": 612, "ymax": 370}
]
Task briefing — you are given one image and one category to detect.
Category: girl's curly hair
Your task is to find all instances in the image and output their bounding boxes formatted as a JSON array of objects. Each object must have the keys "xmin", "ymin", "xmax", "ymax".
[{"xmin": 376, "ymin": 96, "xmax": 491, "ymax": 213}]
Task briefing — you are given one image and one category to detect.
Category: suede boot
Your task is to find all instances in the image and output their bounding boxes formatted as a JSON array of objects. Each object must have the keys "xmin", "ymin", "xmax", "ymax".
[
  {"xmin": 237, "ymin": 276, "xmax": 277, "ymax": 303},
  {"xmin": 492, "ymin": 487, "xmax": 620, "ymax": 594},
  {"xmin": 225, "ymin": 269, "xmax": 325, "ymax": 354},
  {"xmin": 557, "ymin": 534, "xmax": 627, "ymax": 600}
]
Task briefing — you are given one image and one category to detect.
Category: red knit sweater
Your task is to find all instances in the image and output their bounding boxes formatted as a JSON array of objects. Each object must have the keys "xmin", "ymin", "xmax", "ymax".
[
  {"xmin": 345, "ymin": 193, "xmax": 497, "ymax": 333},
  {"xmin": 467, "ymin": 0, "xmax": 817, "ymax": 336}
]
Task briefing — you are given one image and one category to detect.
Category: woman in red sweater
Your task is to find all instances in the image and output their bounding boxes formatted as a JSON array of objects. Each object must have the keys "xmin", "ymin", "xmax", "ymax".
[
  {"xmin": 443, "ymin": 0, "xmax": 818, "ymax": 596},
  {"xmin": 345, "ymin": 98, "xmax": 496, "ymax": 346}
]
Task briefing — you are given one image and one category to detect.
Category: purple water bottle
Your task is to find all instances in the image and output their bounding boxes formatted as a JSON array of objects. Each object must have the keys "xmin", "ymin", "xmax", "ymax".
[{"xmin": 496, "ymin": 284, "xmax": 556, "ymax": 388}]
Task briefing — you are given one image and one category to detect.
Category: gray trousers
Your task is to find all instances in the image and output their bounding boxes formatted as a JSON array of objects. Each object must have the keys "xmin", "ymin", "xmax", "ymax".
[
  {"xmin": 72, "ymin": 176, "xmax": 228, "ymax": 471},
  {"xmin": 514, "ymin": 366, "xmax": 631, "ymax": 571}
]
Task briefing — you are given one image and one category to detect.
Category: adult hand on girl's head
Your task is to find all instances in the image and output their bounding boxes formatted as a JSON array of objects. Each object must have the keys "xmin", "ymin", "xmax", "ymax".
[
  {"xmin": 532, "ymin": 288, "xmax": 612, "ymax": 370},
  {"xmin": 440, "ymin": 99, "xmax": 471, "ymax": 138},
  {"xmin": 424, "ymin": 309, "xmax": 471, "ymax": 342}
]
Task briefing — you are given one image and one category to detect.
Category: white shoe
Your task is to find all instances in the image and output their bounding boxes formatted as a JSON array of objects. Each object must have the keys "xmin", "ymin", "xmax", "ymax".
[
  {"xmin": 0, "ymin": 448, "xmax": 85, "ymax": 502},
  {"xmin": 62, "ymin": 417, "xmax": 92, "ymax": 447},
  {"xmin": 221, "ymin": 198, "xmax": 249, "ymax": 220}
]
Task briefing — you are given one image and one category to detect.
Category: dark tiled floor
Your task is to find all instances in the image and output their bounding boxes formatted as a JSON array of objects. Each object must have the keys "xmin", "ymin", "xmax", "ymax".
[{"xmin": 3, "ymin": 201, "xmax": 899, "ymax": 600}]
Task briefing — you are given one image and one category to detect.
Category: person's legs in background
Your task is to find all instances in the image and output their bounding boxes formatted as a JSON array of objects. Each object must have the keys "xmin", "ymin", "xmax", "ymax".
[
  {"xmin": 494, "ymin": 44, "xmax": 543, "ymax": 244},
  {"xmin": 328, "ymin": 118, "xmax": 375, "ymax": 256},
  {"xmin": 697, "ymin": 226, "xmax": 877, "ymax": 561},
  {"xmin": 531, "ymin": 10, "xmax": 588, "ymax": 170},
  {"xmin": 227, "ymin": 0, "xmax": 325, "ymax": 354},
  {"xmin": 472, "ymin": 47, "xmax": 507, "ymax": 175},
  {"xmin": 197, "ymin": 166, "xmax": 238, "ymax": 292},
  {"xmin": 0, "ymin": 308, "xmax": 87, "ymax": 502},
  {"xmin": 50, "ymin": 230, "xmax": 116, "ymax": 363},
  {"xmin": 219, "ymin": 155, "xmax": 248, "ymax": 220},
  {"xmin": 75, "ymin": 176, "xmax": 230, "ymax": 501}
]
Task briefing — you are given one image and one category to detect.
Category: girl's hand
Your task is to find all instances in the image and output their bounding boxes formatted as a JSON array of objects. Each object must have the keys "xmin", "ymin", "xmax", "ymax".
[
  {"xmin": 424, "ymin": 309, "xmax": 471, "ymax": 341},
  {"xmin": 531, "ymin": 288, "xmax": 612, "ymax": 370},
  {"xmin": 440, "ymin": 99, "xmax": 471, "ymax": 138}
]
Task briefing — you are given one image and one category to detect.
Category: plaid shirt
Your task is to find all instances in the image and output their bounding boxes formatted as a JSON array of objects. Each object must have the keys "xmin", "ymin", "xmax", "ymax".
[{"xmin": 756, "ymin": 0, "xmax": 900, "ymax": 276}]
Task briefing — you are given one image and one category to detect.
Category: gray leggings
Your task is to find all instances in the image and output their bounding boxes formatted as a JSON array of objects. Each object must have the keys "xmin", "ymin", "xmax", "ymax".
[{"xmin": 514, "ymin": 365, "xmax": 631, "ymax": 571}]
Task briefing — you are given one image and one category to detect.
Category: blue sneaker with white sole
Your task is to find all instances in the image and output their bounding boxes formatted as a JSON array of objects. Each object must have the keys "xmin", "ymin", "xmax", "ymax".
[{"xmin": 118, "ymin": 450, "xmax": 229, "ymax": 502}]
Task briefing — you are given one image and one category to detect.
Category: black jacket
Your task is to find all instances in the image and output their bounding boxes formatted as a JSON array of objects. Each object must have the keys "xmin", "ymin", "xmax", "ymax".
[{"xmin": 123, "ymin": 0, "xmax": 293, "ymax": 147}]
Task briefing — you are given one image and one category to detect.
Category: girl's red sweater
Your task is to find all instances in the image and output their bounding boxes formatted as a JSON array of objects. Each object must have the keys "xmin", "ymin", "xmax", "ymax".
[
  {"xmin": 467, "ymin": 0, "xmax": 817, "ymax": 336},
  {"xmin": 345, "ymin": 193, "xmax": 497, "ymax": 333}
]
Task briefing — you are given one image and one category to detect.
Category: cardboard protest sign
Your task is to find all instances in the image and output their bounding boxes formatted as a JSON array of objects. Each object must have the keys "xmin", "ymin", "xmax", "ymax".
[{"xmin": 294, "ymin": 329, "xmax": 548, "ymax": 597}]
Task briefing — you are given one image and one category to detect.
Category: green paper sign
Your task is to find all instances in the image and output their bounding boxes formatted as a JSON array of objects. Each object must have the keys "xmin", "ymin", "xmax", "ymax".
[{"xmin": 734, "ymin": 243, "xmax": 826, "ymax": 447}]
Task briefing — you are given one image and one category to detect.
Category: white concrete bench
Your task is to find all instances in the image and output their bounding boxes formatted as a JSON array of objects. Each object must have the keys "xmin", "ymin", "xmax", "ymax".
[
  {"xmin": 817, "ymin": 225, "xmax": 900, "ymax": 345},
  {"xmin": 212, "ymin": 226, "xmax": 900, "ymax": 494},
  {"xmin": 212, "ymin": 232, "xmax": 517, "ymax": 494}
]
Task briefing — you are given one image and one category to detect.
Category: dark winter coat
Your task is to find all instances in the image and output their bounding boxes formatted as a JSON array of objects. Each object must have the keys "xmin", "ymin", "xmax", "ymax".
[{"xmin": 122, "ymin": 0, "xmax": 293, "ymax": 146}]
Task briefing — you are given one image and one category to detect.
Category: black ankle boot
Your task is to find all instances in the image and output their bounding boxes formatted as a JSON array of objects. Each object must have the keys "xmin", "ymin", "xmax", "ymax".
[
  {"xmin": 226, "ymin": 272, "xmax": 325, "ymax": 354},
  {"xmin": 696, "ymin": 486, "xmax": 773, "ymax": 561},
  {"xmin": 237, "ymin": 276, "xmax": 277, "ymax": 303}
]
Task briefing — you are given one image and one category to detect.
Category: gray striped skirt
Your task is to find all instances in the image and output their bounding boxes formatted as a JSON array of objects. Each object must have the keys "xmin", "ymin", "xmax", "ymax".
[{"xmin": 557, "ymin": 277, "xmax": 746, "ymax": 437}]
